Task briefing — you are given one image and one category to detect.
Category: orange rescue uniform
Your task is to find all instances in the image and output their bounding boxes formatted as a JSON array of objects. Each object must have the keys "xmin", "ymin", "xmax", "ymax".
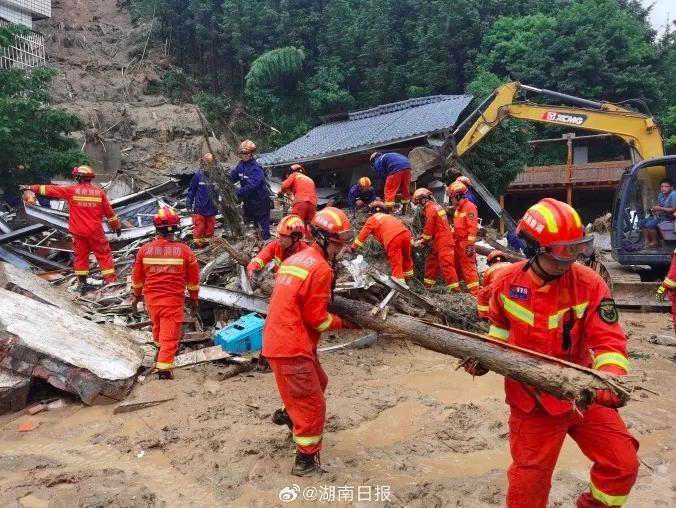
[
  {"xmin": 352, "ymin": 213, "xmax": 413, "ymax": 282},
  {"xmin": 421, "ymin": 201, "xmax": 458, "ymax": 289},
  {"xmin": 262, "ymin": 244, "xmax": 345, "ymax": 454},
  {"xmin": 281, "ymin": 172, "xmax": 317, "ymax": 224},
  {"xmin": 476, "ymin": 261, "xmax": 511, "ymax": 318},
  {"xmin": 28, "ymin": 182, "xmax": 120, "ymax": 282},
  {"xmin": 487, "ymin": 261, "xmax": 638, "ymax": 508},
  {"xmin": 247, "ymin": 238, "xmax": 308, "ymax": 274},
  {"xmin": 661, "ymin": 248, "xmax": 676, "ymax": 332},
  {"xmin": 132, "ymin": 237, "xmax": 200, "ymax": 371},
  {"xmin": 453, "ymin": 198, "xmax": 479, "ymax": 294}
]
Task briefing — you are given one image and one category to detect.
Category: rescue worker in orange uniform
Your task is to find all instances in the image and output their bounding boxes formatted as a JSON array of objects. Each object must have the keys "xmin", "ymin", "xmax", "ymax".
[
  {"xmin": 131, "ymin": 208, "xmax": 200, "ymax": 380},
  {"xmin": 349, "ymin": 200, "xmax": 414, "ymax": 284},
  {"xmin": 655, "ymin": 247, "xmax": 676, "ymax": 332},
  {"xmin": 411, "ymin": 188, "xmax": 459, "ymax": 291},
  {"xmin": 279, "ymin": 163, "xmax": 317, "ymax": 236},
  {"xmin": 21, "ymin": 165, "xmax": 121, "ymax": 289},
  {"xmin": 476, "ymin": 250, "xmax": 511, "ymax": 318},
  {"xmin": 186, "ymin": 152, "xmax": 219, "ymax": 248},
  {"xmin": 246, "ymin": 214, "xmax": 308, "ymax": 278},
  {"xmin": 370, "ymin": 151, "xmax": 412, "ymax": 212},
  {"xmin": 263, "ymin": 207, "xmax": 356, "ymax": 476},
  {"xmin": 448, "ymin": 181, "xmax": 480, "ymax": 294},
  {"xmin": 465, "ymin": 198, "xmax": 638, "ymax": 508}
]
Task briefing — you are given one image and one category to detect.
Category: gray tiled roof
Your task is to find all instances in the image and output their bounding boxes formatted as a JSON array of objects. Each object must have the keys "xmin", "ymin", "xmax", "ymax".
[{"xmin": 257, "ymin": 94, "xmax": 472, "ymax": 167}]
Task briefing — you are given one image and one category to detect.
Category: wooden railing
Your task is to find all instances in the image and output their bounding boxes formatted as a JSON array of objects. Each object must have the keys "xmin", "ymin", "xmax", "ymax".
[{"xmin": 509, "ymin": 161, "xmax": 630, "ymax": 188}]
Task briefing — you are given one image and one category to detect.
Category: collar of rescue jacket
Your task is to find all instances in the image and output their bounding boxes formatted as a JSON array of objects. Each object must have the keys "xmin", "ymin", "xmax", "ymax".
[{"xmin": 526, "ymin": 265, "xmax": 551, "ymax": 292}]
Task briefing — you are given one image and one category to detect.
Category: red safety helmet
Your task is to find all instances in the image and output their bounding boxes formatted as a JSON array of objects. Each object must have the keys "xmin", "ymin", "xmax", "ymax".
[
  {"xmin": 516, "ymin": 198, "xmax": 593, "ymax": 261},
  {"xmin": 412, "ymin": 187, "xmax": 433, "ymax": 205},
  {"xmin": 153, "ymin": 207, "xmax": 181, "ymax": 228},
  {"xmin": 289, "ymin": 163, "xmax": 304, "ymax": 174},
  {"xmin": 368, "ymin": 200, "xmax": 387, "ymax": 213},
  {"xmin": 447, "ymin": 181, "xmax": 467, "ymax": 197},
  {"xmin": 369, "ymin": 151, "xmax": 382, "ymax": 164},
  {"xmin": 358, "ymin": 176, "xmax": 371, "ymax": 189},
  {"xmin": 310, "ymin": 207, "xmax": 353, "ymax": 244},
  {"xmin": 72, "ymin": 165, "xmax": 96, "ymax": 180},
  {"xmin": 276, "ymin": 214, "xmax": 305, "ymax": 237},
  {"xmin": 239, "ymin": 140, "xmax": 256, "ymax": 154},
  {"xmin": 456, "ymin": 176, "xmax": 471, "ymax": 187},
  {"xmin": 486, "ymin": 250, "xmax": 507, "ymax": 265}
]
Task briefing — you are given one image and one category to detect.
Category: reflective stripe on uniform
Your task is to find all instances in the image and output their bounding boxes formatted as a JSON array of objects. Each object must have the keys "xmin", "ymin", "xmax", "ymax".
[
  {"xmin": 187, "ymin": 283, "xmax": 199, "ymax": 291},
  {"xmin": 274, "ymin": 256, "xmax": 282, "ymax": 267},
  {"xmin": 593, "ymin": 352, "xmax": 629, "ymax": 372},
  {"xmin": 466, "ymin": 281, "xmax": 479, "ymax": 289},
  {"xmin": 403, "ymin": 269, "xmax": 414, "ymax": 277},
  {"xmin": 39, "ymin": 185, "xmax": 47, "ymax": 195},
  {"xmin": 72, "ymin": 195, "xmax": 102, "ymax": 203},
  {"xmin": 423, "ymin": 278, "xmax": 436, "ymax": 286},
  {"xmin": 664, "ymin": 277, "xmax": 676, "ymax": 288},
  {"xmin": 437, "ymin": 209, "xmax": 446, "ymax": 217},
  {"xmin": 109, "ymin": 215, "xmax": 119, "ymax": 223},
  {"xmin": 421, "ymin": 234, "xmax": 432, "ymax": 240},
  {"xmin": 590, "ymin": 481, "xmax": 629, "ymax": 507},
  {"xmin": 156, "ymin": 361, "xmax": 175, "ymax": 370},
  {"xmin": 548, "ymin": 308, "xmax": 569, "ymax": 329},
  {"xmin": 448, "ymin": 282, "xmax": 460, "ymax": 289},
  {"xmin": 401, "ymin": 199, "xmax": 410, "ymax": 204},
  {"xmin": 488, "ymin": 325, "xmax": 509, "ymax": 341},
  {"xmin": 353, "ymin": 238, "xmax": 364, "ymax": 247},
  {"xmin": 467, "ymin": 235, "xmax": 476, "ymax": 242},
  {"xmin": 101, "ymin": 268, "xmax": 115, "ymax": 276},
  {"xmin": 74, "ymin": 270, "xmax": 89, "ymax": 275},
  {"xmin": 131, "ymin": 281, "xmax": 143, "ymax": 289},
  {"xmin": 252, "ymin": 257, "xmax": 265, "ymax": 268},
  {"xmin": 572, "ymin": 301, "xmax": 589, "ymax": 318},
  {"xmin": 278, "ymin": 265, "xmax": 309, "ymax": 280},
  {"xmin": 500, "ymin": 294, "xmax": 534, "ymax": 326},
  {"xmin": 477, "ymin": 304, "xmax": 490, "ymax": 312},
  {"xmin": 293, "ymin": 434, "xmax": 322, "ymax": 446},
  {"xmin": 315, "ymin": 314, "xmax": 334, "ymax": 332},
  {"xmin": 384, "ymin": 201, "xmax": 395, "ymax": 206},
  {"xmin": 143, "ymin": 257, "xmax": 184, "ymax": 265},
  {"xmin": 454, "ymin": 211, "xmax": 466, "ymax": 218}
]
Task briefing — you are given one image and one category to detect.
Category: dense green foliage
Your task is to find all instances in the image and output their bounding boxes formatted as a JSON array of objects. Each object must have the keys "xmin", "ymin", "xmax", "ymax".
[
  {"xmin": 133, "ymin": 0, "xmax": 674, "ymax": 190},
  {"xmin": 0, "ymin": 31, "xmax": 87, "ymax": 193}
]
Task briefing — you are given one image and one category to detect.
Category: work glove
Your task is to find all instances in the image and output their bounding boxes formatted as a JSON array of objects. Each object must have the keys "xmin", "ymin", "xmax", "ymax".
[
  {"xmin": 594, "ymin": 364, "xmax": 626, "ymax": 408},
  {"xmin": 131, "ymin": 296, "xmax": 140, "ymax": 315},
  {"xmin": 189, "ymin": 299, "xmax": 199, "ymax": 316},
  {"xmin": 342, "ymin": 318, "xmax": 360, "ymax": 329},
  {"xmin": 656, "ymin": 284, "xmax": 666, "ymax": 303},
  {"xmin": 462, "ymin": 358, "xmax": 488, "ymax": 376},
  {"xmin": 115, "ymin": 228, "xmax": 122, "ymax": 238},
  {"xmin": 465, "ymin": 244, "xmax": 475, "ymax": 257}
]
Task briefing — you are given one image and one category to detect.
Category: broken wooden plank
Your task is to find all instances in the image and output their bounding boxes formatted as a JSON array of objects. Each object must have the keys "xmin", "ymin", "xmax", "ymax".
[
  {"xmin": 182, "ymin": 331, "xmax": 213, "ymax": 343},
  {"xmin": 649, "ymin": 335, "xmax": 676, "ymax": 346},
  {"xmin": 174, "ymin": 345, "xmax": 234, "ymax": 368},
  {"xmin": 113, "ymin": 397, "xmax": 174, "ymax": 415}
]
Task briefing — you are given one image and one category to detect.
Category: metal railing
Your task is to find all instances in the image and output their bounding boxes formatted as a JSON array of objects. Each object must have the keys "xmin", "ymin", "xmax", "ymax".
[{"xmin": 0, "ymin": 22, "xmax": 45, "ymax": 68}]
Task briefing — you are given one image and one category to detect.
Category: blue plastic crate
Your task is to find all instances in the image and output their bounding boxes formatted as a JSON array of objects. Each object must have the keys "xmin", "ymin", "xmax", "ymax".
[{"xmin": 214, "ymin": 313, "xmax": 265, "ymax": 353}]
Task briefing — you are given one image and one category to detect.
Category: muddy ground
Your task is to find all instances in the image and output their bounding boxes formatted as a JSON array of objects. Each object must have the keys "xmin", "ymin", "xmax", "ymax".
[{"xmin": 1, "ymin": 311, "xmax": 674, "ymax": 507}]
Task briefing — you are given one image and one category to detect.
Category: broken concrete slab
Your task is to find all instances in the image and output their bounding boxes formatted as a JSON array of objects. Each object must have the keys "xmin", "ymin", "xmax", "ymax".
[
  {"xmin": 0, "ymin": 262, "xmax": 83, "ymax": 316},
  {"xmin": 0, "ymin": 367, "xmax": 31, "ymax": 415},
  {"xmin": 0, "ymin": 289, "xmax": 144, "ymax": 404}
]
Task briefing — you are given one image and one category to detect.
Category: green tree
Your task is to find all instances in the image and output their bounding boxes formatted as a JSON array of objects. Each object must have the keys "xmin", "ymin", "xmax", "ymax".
[{"xmin": 0, "ymin": 39, "xmax": 86, "ymax": 192}]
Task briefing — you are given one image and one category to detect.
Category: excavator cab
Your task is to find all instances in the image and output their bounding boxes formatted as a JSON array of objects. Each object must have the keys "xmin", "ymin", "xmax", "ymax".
[{"xmin": 612, "ymin": 156, "xmax": 676, "ymax": 268}]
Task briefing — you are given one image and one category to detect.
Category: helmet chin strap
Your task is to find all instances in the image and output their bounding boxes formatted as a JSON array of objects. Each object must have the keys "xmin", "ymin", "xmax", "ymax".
[{"xmin": 523, "ymin": 253, "xmax": 561, "ymax": 283}]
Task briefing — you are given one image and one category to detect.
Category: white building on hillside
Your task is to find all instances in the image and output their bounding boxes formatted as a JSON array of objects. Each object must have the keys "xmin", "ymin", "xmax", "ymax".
[{"xmin": 0, "ymin": 0, "xmax": 51, "ymax": 68}]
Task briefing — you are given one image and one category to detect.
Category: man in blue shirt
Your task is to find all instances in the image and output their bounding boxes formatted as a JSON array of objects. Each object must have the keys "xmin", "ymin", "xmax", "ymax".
[
  {"xmin": 370, "ymin": 151, "xmax": 412, "ymax": 212},
  {"xmin": 639, "ymin": 179, "xmax": 676, "ymax": 248},
  {"xmin": 347, "ymin": 176, "xmax": 378, "ymax": 215},
  {"xmin": 186, "ymin": 153, "xmax": 219, "ymax": 247},
  {"xmin": 229, "ymin": 140, "xmax": 271, "ymax": 240}
]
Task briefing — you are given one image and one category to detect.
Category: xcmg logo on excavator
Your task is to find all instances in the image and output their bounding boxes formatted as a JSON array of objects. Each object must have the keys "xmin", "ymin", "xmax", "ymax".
[{"xmin": 542, "ymin": 111, "xmax": 588, "ymax": 125}]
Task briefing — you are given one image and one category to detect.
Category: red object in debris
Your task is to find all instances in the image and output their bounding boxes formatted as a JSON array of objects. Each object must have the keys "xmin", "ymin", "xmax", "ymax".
[
  {"xmin": 27, "ymin": 404, "xmax": 46, "ymax": 416},
  {"xmin": 18, "ymin": 420, "xmax": 39, "ymax": 432}
]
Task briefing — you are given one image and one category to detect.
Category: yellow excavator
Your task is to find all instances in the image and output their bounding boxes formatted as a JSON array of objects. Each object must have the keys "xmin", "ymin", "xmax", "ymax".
[{"xmin": 444, "ymin": 81, "xmax": 674, "ymax": 306}]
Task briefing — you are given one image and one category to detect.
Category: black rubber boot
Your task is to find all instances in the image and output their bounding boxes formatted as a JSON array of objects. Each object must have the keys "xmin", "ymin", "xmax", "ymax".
[
  {"xmin": 272, "ymin": 408, "xmax": 293, "ymax": 430},
  {"xmin": 78, "ymin": 275, "xmax": 93, "ymax": 295},
  {"xmin": 158, "ymin": 370, "xmax": 175, "ymax": 380},
  {"xmin": 291, "ymin": 452, "xmax": 324, "ymax": 477}
]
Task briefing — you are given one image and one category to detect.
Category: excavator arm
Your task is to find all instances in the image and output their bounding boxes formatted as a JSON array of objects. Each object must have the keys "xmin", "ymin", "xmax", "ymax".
[{"xmin": 445, "ymin": 82, "xmax": 665, "ymax": 231}]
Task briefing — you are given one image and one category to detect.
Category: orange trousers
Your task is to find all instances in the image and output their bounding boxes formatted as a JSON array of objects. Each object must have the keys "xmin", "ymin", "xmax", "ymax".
[
  {"xmin": 507, "ymin": 405, "xmax": 639, "ymax": 508},
  {"xmin": 192, "ymin": 214, "xmax": 216, "ymax": 247},
  {"xmin": 72, "ymin": 234, "xmax": 116, "ymax": 283},
  {"xmin": 454, "ymin": 239, "xmax": 479, "ymax": 294},
  {"xmin": 424, "ymin": 240, "xmax": 459, "ymax": 290},
  {"xmin": 268, "ymin": 356, "xmax": 328, "ymax": 454},
  {"xmin": 147, "ymin": 304, "xmax": 184, "ymax": 371},
  {"xmin": 384, "ymin": 170, "xmax": 411, "ymax": 207},
  {"xmin": 386, "ymin": 231, "xmax": 414, "ymax": 281}
]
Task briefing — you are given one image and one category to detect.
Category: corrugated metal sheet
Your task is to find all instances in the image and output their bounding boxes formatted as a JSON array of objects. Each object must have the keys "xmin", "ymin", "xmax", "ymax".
[{"xmin": 258, "ymin": 94, "xmax": 472, "ymax": 167}]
